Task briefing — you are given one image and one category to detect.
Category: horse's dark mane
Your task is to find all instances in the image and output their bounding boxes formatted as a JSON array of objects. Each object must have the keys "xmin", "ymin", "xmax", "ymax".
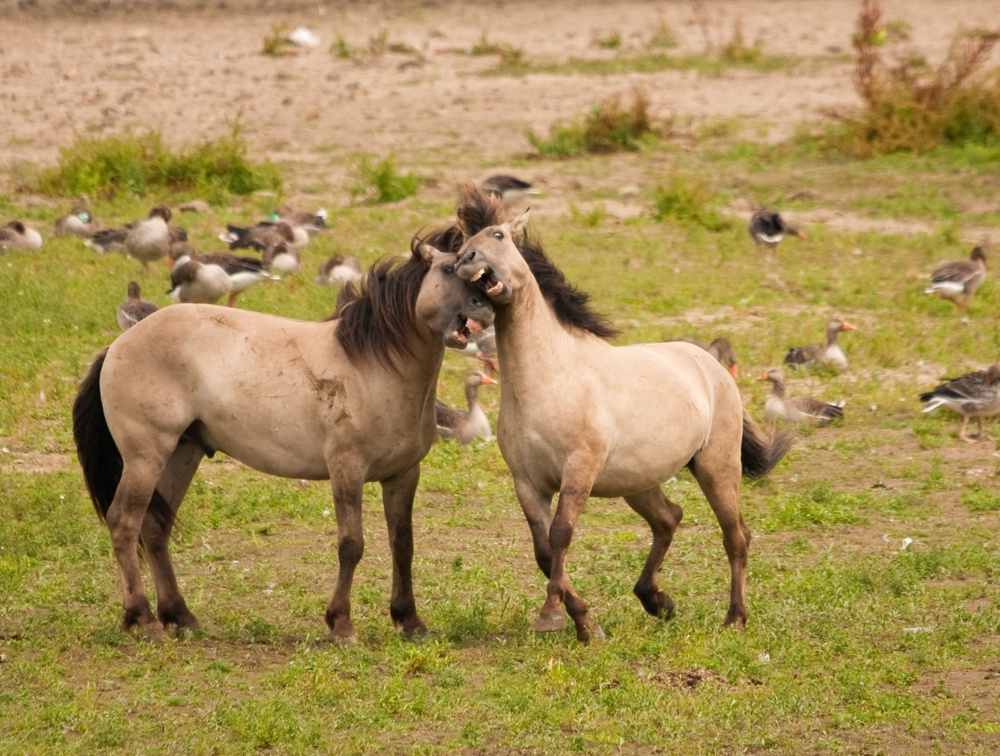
[
  {"xmin": 334, "ymin": 250, "xmax": 429, "ymax": 371},
  {"xmin": 455, "ymin": 182, "xmax": 619, "ymax": 339}
]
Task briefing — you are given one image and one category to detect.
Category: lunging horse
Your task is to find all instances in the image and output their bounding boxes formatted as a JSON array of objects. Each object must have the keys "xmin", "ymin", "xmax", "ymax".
[
  {"xmin": 444, "ymin": 185, "xmax": 793, "ymax": 642},
  {"xmin": 72, "ymin": 240, "xmax": 493, "ymax": 642}
]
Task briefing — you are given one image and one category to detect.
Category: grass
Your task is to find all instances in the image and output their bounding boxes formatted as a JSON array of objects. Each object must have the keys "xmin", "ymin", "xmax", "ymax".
[
  {"xmin": 33, "ymin": 128, "xmax": 281, "ymax": 203},
  {"xmin": 349, "ymin": 153, "xmax": 421, "ymax": 204},
  {"xmin": 4, "ymin": 16, "xmax": 1000, "ymax": 753},
  {"xmin": 527, "ymin": 90, "xmax": 656, "ymax": 157}
]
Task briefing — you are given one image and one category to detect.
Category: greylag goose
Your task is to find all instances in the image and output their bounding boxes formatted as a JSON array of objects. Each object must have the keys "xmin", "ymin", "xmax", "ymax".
[
  {"xmin": 748, "ymin": 209, "xmax": 805, "ymax": 253},
  {"xmin": 672, "ymin": 336, "xmax": 739, "ymax": 378},
  {"xmin": 261, "ymin": 241, "xmax": 301, "ymax": 277},
  {"xmin": 756, "ymin": 368, "xmax": 845, "ymax": 426},
  {"xmin": 221, "ymin": 219, "xmax": 299, "ymax": 252},
  {"xmin": 124, "ymin": 205, "xmax": 175, "ymax": 270},
  {"xmin": 925, "ymin": 246, "xmax": 988, "ymax": 310},
  {"xmin": 55, "ymin": 207, "xmax": 100, "ymax": 238},
  {"xmin": 435, "ymin": 371, "xmax": 498, "ymax": 444},
  {"xmin": 461, "ymin": 325, "xmax": 499, "ymax": 375},
  {"xmin": 919, "ymin": 363, "xmax": 1000, "ymax": 443},
  {"xmin": 480, "ymin": 174, "xmax": 540, "ymax": 206},
  {"xmin": 86, "ymin": 226, "xmax": 130, "ymax": 254},
  {"xmin": 784, "ymin": 317, "xmax": 856, "ymax": 370},
  {"xmin": 116, "ymin": 281, "xmax": 159, "ymax": 331},
  {"xmin": 315, "ymin": 254, "xmax": 362, "ymax": 287},
  {"xmin": 0, "ymin": 220, "xmax": 43, "ymax": 251},
  {"xmin": 277, "ymin": 206, "xmax": 328, "ymax": 238},
  {"xmin": 168, "ymin": 245, "xmax": 271, "ymax": 307}
]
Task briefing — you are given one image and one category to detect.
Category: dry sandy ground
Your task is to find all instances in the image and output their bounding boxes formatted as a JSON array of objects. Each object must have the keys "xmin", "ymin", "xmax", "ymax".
[{"xmin": 1, "ymin": 0, "xmax": 998, "ymax": 200}]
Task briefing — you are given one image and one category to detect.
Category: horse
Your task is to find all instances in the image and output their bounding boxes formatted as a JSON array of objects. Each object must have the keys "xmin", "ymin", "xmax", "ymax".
[
  {"xmin": 443, "ymin": 184, "xmax": 793, "ymax": 642},
  {"xmin": 72, "ymin": 239, "xmax": 493, "ymax": 642}
]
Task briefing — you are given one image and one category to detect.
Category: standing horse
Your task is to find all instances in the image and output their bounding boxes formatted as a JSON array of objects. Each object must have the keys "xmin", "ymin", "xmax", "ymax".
[
  {"xmin": 72, "ymin": 240, "xmax": 493, "ymax": 642},
  {"xmin": 446, "ymin": 185, "xmax": 792, "ymax": 642}
]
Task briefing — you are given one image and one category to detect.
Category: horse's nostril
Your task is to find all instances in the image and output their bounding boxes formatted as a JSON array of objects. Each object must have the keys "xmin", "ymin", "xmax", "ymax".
[{"xmin": 458, "ymin": 249, "xmax": 477, "ymax": 265}]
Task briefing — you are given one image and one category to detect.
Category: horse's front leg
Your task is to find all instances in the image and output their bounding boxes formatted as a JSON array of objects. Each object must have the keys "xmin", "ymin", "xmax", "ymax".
[
  {"xmin": 380, "ymin": 463, "xmax": 427, "ymax": 638},
  {"xmin": 534, "ymin": 457, "xmax": 602, "ymax": 643},
  {"xmin": 624, "ymin": 488, "xmax": 683, "ymax": 620},
  {"xmin": 513, "ymin": 477, "xmax": 554, "ymax": 578},
  {"xmin": 325, "ymin": 472, "xmax": 365, "ymax": 643}
]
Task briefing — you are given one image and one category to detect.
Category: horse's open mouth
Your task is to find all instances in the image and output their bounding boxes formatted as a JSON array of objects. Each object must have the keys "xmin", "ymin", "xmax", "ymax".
[
  {"xmin": 446, "ymin": 316, "xmax": 488, "ymax": 349},
  {"xmin": 468, "ymin": 265, "xmax": 506, "ymax": 299}
]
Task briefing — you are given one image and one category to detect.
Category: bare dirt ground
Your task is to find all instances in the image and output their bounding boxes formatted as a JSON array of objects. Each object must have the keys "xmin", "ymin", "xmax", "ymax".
[{"xmin": 1, "ymin": 0, "xmax": 997, "ymax": 208}]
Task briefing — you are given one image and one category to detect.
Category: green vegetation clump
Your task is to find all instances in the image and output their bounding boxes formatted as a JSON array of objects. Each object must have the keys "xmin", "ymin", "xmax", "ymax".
[
  {"xmin": 527, "ymin": 89, "xmax": 656, "ymax": 157},
  {"xmin": 650, "ymin": 175, "xmax": 729, "ymax": 231},
  {"xmin": 349, "ymin": 154, "xmax": 420, "ymax": 204},
  {"xmin": 826, "ymin": 0, "xmax": 1000, "ymax": 156},
  {"xmin": 261, "ymin": 21, "xmax": 291, "ymax": 56},
  {"xmin": 35, "ymin": 128, "xmax": 281, "ymax": 201}
]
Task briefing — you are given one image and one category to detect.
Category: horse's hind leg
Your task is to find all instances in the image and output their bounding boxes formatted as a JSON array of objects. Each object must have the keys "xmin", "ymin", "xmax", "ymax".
[
  {"xmin": 689, "ymin": 450, "xmax": 750, "ymax": 628},
  {"xmin": 624, "ymin": 488, "xmax": 683, "ymax": 620},
  {"xmin": 141, "ymin": 440, "xmax": 204, "ymax": 633},
  {"xmin": 325, "ymin": 470, "xmax": 365, "ymax": 643},
  {"xmin": 106, "ymin": 460, "xmax": 169, "ymax": 640},
  {"xmin": 380, "ymin": 463, "xmax": 427, "ymax": 638}
]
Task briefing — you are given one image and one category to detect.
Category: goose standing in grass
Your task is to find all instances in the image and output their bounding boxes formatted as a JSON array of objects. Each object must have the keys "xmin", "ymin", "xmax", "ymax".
[
  {"xmin": 277, "ymin": 206, "xmax": 328, "ymax": 239},
  {"xmin": 480, "ymin": 174, "xmax": 540, "ymax": 206},
  {"xmin": 784, "ymin": 317, "xmax": 856, "ymax": 370},
  {"xmin": 55, "ymin": 207, "xmax": 100, "ymax": 238},
  {"xmin": 748, "ymin": 209, "xmax": 805, "ymax": 253},
  {"xmin": 261, "ymin": 241, "xmax": 301, "ymax": 277},
  {"xmin": 461, "ymin": 325, "xmax": 499, "ymax": 375},
  {"xmin": 925, "ymin": 246, "xmax": 988, "ymax": 310},
  {"xmin": 124, "ymin": 205, "xmax": 176, "ymax": 270},
  {"xmin": 435, "ymin": 371, "xmax": 499, "ymax": 444},
  {"xmin": 672, "ymin": 337, "xmax": 739, "ymax": 378},
  {"xmin": 116, "ymin": 281, "xmax": 159, "ymax": 331},
  {"xmin": 757, "ymin": 368, "xmax": 845, "ymax": 426},
  {"xmin": 169, "ymin": 245, "xmax": 271, "ymax": 306},
  {"xmin": 919, "ymin": 364, "xmax": 1000, "ymax": 443},
  {"xmin": 221, "ymin": 218, "xmax": 299, "ymax": 252},
  {"xmin": 0, "ymin": 220, "xmax": 43, "ymax": 251},
  {"xmin": 315, "ymin": 253, "xmax": 362, "ymax": 287}
]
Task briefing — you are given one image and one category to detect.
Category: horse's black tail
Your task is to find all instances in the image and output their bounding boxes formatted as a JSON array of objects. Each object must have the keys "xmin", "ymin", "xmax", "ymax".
[
  {"xmin": 72, "ymin": 348, "xmax": 121, "ymax": 522},
  {"xmin": 741, "ymin": 411, "xmax": 794, "ymax": 479},
  {"xmin": 72, "ymin": 348, "xmax": 172, "ymax": 527}
]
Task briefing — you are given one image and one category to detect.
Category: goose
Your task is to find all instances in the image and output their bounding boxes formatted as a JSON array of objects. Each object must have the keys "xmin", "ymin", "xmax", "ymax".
[
  {"xmin": 756, "ymin": 368, "xmax": 845, "ymax": 426},
  {"xmin": 435, "ymin": 371, "xmax": 499, "ymax": 444},
  {"xmin": 86, "ymin": 226, "xmax": 130, "ymax": 254},
  {"xmin": 461, "ymin": 325, "xmax": 499, "ymax": 375},
  {"xmin": 169, "ymin": 245, "xmax": 271, "ymax": 306},
  {"xmin": 672, "ymin": 336, "xmax": 739, "ymax": 378},
  {"xmin": 116, "ymin": 281, "xmax": 159, "ymax": 331},
  {"xmin": 220, "ymin": 219, "xmax": 299, "ymax": 252},
  {"xmin": 261, "ymin": 241, "xmax": 301, "ymax": 277},
  {"xmin": 277, "ymin": 206, "xmax": 328, "ymax": 238},
  {"xmin": 0, "ymin": 220, "xmax": 43, "ymax": 251},
  {"xmin": 124, "ymin": 205, "xmax": 175, "ymax": 269},
  {"xmin": 55, "ymin": 207, "xmax": 100, "ymax": 238},
  {"xmin": 925, "ymin": 246, "xmax": 988, "ymax": 310},
  {"xmin": 315, "ymin": 254, "xmax": 362, "ymax": 287},
  {"xmin": 480, "ymin": 174, "xmax": 540, "ymax": 206},
  {"xmin": 919, "ymin": 364, "xmax": 1000, "ymax": 443},
  {"xmin": 784, "ymin": 317, "xmax": 856, "ymax": 370},
  {"xmin": 748, "ymin": 209, "xmax": 805, "ymax": 253}
]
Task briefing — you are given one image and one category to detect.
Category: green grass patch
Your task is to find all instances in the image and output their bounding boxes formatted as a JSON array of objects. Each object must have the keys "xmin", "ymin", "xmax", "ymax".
[
  {"xmin": 349, "ymin": 153, "xmax": 420, "ymax": 204},
  {"xmin": 34, "ymin": 127, "xmax": 281, "ymax": 203},
  {"xmin": 527, "ymin": 89, "xmax": 656, "ymax": 157}
]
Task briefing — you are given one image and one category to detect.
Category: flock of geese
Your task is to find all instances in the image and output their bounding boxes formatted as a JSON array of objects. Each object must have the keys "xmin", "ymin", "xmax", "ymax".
[{"xmin": 0, "ymin": 186, "xmax": 996, "ymax": 445}]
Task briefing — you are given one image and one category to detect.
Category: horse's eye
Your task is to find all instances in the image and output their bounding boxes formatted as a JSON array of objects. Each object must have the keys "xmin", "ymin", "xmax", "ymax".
[
  {"xmin": 492, "ymin": 230, "xmax": 504, "ymax": 240},
  {"xmin": 443, "ymin": 264, "xmax": 455, "ymax": 275}
]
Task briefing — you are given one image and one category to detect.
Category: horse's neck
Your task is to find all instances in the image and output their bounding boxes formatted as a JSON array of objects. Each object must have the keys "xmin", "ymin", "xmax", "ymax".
[{"xmin": 495, "ymin": 282, "xmax": 582, "ymax": 388}]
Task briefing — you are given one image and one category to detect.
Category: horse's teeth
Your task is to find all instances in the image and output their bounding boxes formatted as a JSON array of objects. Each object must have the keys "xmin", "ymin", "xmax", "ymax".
[
  {"xmin": 487, "ymin": 281, "xmax": 504, "ymax": 297},
  {"xmin": 471, "ymin": 269, "xmax": 484, "ymax": 282}
]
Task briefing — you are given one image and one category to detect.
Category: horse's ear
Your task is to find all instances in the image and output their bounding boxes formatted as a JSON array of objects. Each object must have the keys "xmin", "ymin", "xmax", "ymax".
[
  {"xmin": 410, "ymin": 235, "xmax": 439, "ymax": 265},
  {"xmin": 510, "ymin": 208, "xmax": 531, "ymax": 234}
]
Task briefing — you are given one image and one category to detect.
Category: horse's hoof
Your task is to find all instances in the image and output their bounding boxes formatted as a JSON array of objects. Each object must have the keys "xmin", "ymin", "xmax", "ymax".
[
  {"xmin": 532, "ymin": 613, "xmax": 567, "ymax": 633},
  {"xmin": 134, "ymin": 624, "xmax": 168, "ymax": 643},
  {"xmin": 328, "ymin": 632, "xmax": 358, "ymax": 646}
]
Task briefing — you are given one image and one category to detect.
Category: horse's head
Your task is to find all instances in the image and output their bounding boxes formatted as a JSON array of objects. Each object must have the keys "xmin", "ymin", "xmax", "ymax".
[
  {"xmin": 452, "ymin": 209, "xmax": 531, "ymax": 305},
  {"xmin": 413, "ymin": 239, "xmax": 495, "ymax": 350}
]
